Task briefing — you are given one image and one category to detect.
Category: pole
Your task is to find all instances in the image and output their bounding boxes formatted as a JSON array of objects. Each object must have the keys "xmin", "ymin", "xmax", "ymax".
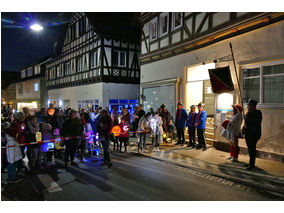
[{"xmin": 229, "ymin": 43, "xmax": 244, "ymax": 113}]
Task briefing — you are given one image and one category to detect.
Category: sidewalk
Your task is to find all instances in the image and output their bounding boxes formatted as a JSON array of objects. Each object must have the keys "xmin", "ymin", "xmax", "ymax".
[{"xmin": 127, "ymin": 137, "xmax": 284, "ymax": 198}]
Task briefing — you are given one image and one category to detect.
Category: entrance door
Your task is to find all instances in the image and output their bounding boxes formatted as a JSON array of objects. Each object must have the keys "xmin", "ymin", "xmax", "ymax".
[{"xmin": 203, "ymin": 80, "xmax": 214, "ymax": 116}]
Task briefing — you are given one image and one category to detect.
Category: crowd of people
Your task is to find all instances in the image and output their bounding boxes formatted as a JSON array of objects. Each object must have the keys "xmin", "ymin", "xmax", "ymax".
[{"xmin": 1, "ymin": 98, "xmax": 262, "ymax": 183}]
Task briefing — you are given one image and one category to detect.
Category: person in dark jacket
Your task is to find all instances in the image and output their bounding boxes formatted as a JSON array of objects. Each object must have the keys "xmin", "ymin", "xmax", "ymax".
[
  {"xmin": 62, "ymin": 110, "xmax": 83, "ymax": 168},
  {"xmin": 195, "ymin": 103, "xmax": 207, "ymax": 151},
  {"xmin": 175, "ymin": 102, "xmax": 188, "ymax": 146},
  {"xmin": 186, "ymin": 105, "xmax": 197, "ymax": 148},
  {"xmin": 242, "ymin": 99, "xmax": 262, "ymax": 170},
  {"xmin": 97, "ymin": 109, "xmax": 113, "ymax": 168}
]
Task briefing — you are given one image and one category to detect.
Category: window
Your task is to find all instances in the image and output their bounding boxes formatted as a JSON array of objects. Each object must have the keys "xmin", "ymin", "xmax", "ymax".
[
  {"xmin": 18, "ymin": 84, "xmax": 23, "ymax": 95},
  {"xmin": 149, "ymin": 17, "xmax": 158, "ymax": 41},
  {"xmin": 160, "ymin": 12, "xmax": 169, "ymax": 37},
  {"xmin": 113, "ymin": 50, "xmax": 126, "ymax": 67},
  {"xmin": 56, "ymin": 66, "xmax": 60, "ymax": 77},
  {"xmin": 71, "ymin": 24, "xmax": 76, "ymax": 41},
  {"xmin": 65, "ymin": 62, "xmax": 71, "ymax": 75},
  {"xmin": 27, "ymin": 67, "xmax": 33, "ymax": 77},
  {"xmin": 90, "ymin": 51, "xmax": 98, "ymax": 68},
  {"xmin": 242, "ymin": 61, "xmax": 284, "ymax": 105},
  {"xmin": 34, "ymin": 65, "xmax": 40, "ymax": 74},
  {"xmin": 21, "ymin": 69, "xmax": 26, "ymax": 78},
  {"xmin": 77, "ymin": 56, "xmax": 83, "ymax": 72},
  {"xmin": 172, "ymin": 12, "xmax": 183, "ymax": 30},
  {"xmin": 79, "ymin": 17, "xmax": 86, "ymax": 36},
  {"xmin": 34, "ymin": 83, "xmax": 39, "ymax": 92}
]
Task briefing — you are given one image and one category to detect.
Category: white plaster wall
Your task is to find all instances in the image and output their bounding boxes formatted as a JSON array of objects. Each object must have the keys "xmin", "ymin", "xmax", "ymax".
[
  {"xmin": 48, "ymin": 83, "xmax": 103, "ymax": 109},
  {"xmin": 102, "ymin": 83, "xmax": 139, "ymax": 107}
]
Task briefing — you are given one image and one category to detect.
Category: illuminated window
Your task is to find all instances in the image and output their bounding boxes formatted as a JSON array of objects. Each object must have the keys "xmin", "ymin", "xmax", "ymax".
[
  {"xmin": 21, "ymin": 69, "xmax": 26, "ymax": 78},
  {"xmin": 34, "ymin": 83, "xmax": 39, "ymax": 92},
  {"xmin": 160, "ymin": 13, "xmax": 169, "ymax": 37},
  {"xmin": 150, "ymin": 17, "xmax": 158, "ymax": 41},
  {"xmin": 34, "ymin": 65, "xmax": 41, "ymax": 74},
  {"xmin": 113, "ymin": 50, "xmax": 126, "ymax": 67},
  {"xmin": 172, "ymin": 12, "xmax": 183, "ymax": 30},
  {"xmin": 27, "ymin": 67, "xmax": 33, "ymax": 77}
]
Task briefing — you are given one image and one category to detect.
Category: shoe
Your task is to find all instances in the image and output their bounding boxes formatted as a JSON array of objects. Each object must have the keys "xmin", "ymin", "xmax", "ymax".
[
  {"xmin": 138, "ymin": 149, "xmax": 141, "ymax": 154},
  {"xmin": 246, "ymin": 166, "xmax": 254, "ymax": 171},
  {"xmin": 187, "ymin": 144, "xmax": 192, "ymax": 147},
  {"xmin": 175, "ymin": 142, "xmax": 181, "ymax": 145},
  {"xmin": 202, "ymin": 147, "xmax": 207, "ymax": 151},
  {"xmin": 231, "ymin": 158, "xmax": 239, "ymax": 162},
  {"xmin": 8, "ymin": 178, "xmax": 22, "ymax": 184},
  {"xmin": 226, "ymin": 156, "xmax": 232, "ymax": 160},
  {"xmin": 195, "ymin": 145, "xmax": 201, "ymax": 150},
  {"xmin": 180, "ymin": 143, "xmax": 184, "ymax": 146}
]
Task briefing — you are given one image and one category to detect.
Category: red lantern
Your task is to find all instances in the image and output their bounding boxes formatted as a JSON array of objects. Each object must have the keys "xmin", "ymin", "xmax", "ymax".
[{"xmin": 112, "ymin": 125, "xmax": 121, "ymax": 137}]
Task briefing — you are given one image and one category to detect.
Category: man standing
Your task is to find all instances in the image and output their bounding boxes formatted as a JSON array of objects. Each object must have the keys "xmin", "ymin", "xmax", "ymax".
[
  {"xmin": 242, "ymin": 99, "xmax": 262, "ymax": 170},
  {"xmin": 174, "ymin": 102, "xmax": 188, "ymax": 146},
  {"xmin": 186, "ymin": 105, "xmax": 197, "ymax": 148},
  {"xmin": 195, "ymin": 103, "xmax": 207, "ymax": 151},
  {"xmin": 62, "ymin": 110, "xmax": 83, "ymax": 168}
]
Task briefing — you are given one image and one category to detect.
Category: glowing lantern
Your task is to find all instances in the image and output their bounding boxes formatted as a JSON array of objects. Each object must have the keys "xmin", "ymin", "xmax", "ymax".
[
  {"xmin": 48, "ymin": 108, "xmax": 55, "ymax": 116},
  {"xmin": 112, "ymin": 125, "xmax": 121, "ymax": 137},
  {"xmin": 163, "ymin": 133, "xmax": 167, "ymax": 138}
]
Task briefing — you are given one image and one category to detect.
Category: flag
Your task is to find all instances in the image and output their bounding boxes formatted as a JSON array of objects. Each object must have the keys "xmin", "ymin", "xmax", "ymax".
[{"xmin": 208, "ymin": 66, "xmax": 234, "ymax": 93}]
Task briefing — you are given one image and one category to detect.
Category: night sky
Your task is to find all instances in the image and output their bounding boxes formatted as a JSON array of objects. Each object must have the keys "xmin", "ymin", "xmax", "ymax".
[{"xmin": 1, "ymin": 12, "xmax": 68, "ymax": 72}]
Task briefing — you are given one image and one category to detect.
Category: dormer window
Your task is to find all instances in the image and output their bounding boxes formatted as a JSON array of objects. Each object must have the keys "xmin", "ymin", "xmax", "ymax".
[
  {"xmin": 172, "ymin": 12, "xmax": 183, "ymax": 30},
  {"xmin": 27, "ymin": 67, "xmax": 33, "ymax": 77},
  {"xmin": 21, "ymin": 69, "xmax": 26, "ymax": 78},
  {"xmin": 150, "ymin": 17, "xmax": 158, "ymax": 41}
]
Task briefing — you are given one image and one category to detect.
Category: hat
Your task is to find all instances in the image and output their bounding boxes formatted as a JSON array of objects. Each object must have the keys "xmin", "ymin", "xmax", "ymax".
[
  {"xmin": 247, "ymin": 99, "xmax": 257, "ymax": 107},
  {"xmin": 160, "ymin": 104, "xmax": 166, "ymax": 109},
  {"xmin": 232, "ymin": 104, "xmax": 243, "ymax": 112},
  {"xmin": 177, "ymin": 102, "xmax": 183, "ymax": 106},
  {"xmin": 197, "ymin": 102, "xmax": 205, "ymax": 107},
  {"xmin": 190, "ymin": 105, "xmax": 196, "ymax": 109}
]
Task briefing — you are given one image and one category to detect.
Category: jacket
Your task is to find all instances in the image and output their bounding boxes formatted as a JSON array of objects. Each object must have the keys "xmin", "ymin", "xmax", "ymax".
[
  {"xmin": 244, "ymin": 109, "xmax": 262, "ymax": 140},
  {"xmin": 196, "ymin": 110, "xmax": 207, "ymax": 129},
  {"xmin": 63, "ymin": 118, "xmax": 83, "ymax": 137},
  {"xmin": 151, "ymin": 115, "xmax": 163, "ymax": 144},
  {"xmin": 8, "ymin": 120, "xmax": 26, "ymax": 144},
  {"xmin": 186, "ymin": 112, "xmax": 197, "ymax": 128},
  {"xmin": 175, "ymin": 108, "xmax": 188, "ymax": 128},
  {"xmin": 138, "ymin": 116, "xmax": 151, "ymax": 132},
  {"xmin": 222, "ymin": 111, "xmax": 243, "ymax": 144},
  {"xmin": 6, "ymin": 134, "xmax": 23, "ymax": 163},
  {"xmin": 97, "ymin": 115, "xmax": 113, "ymax": 138},
  {"xmin": 119, "ymin": 122, "xmax": 129, "ymax": 138}
]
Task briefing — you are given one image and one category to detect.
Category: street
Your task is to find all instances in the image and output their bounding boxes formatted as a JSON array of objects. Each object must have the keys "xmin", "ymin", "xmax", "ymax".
[{"xmin": 1, "ymin": 149, "xmax": 279, "ymax": 201}]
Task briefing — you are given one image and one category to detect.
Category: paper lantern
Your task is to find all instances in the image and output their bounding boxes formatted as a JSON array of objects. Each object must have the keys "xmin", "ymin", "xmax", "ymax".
[
  {"xmin": 48, "ymin": 108, "xmax": 55, "ymax": 116},
  {"xmin": 112, "ymin": 125, "xmax": 121, "ymax": 137}
]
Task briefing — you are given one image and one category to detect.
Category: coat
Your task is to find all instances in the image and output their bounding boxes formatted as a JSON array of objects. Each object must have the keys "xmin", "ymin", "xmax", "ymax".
[
  {"xmin": 221, "ymin": 111, "xmax": 243, "ymax": 144},
  {"xmin": 119, "ymin": 122, "xmax": 129, "ymax": 138},
  {"xmin": 244, "ymin": 109, "xmax": 262, "ymax": 140},
  {"xmin": 151, "ymin": 115, "xmax": 164, "ymax": 144},
  {"xmin": 175, "ymin": 108, "xmax": 188, "ymax": 128},
  {"xmin": 6, "ymin": 134, "xmax": 23, "ymax": 163},
  {"xmin": 186, "ymin": 112, "xmax": 197, "ymax": 127},
  {"xmin": 196, "ymin": 110, "xmax": 207, "ymax": 129},
  {"xmin": 137, "ymin": 116, "xmax": 151, "ymax": 132}
]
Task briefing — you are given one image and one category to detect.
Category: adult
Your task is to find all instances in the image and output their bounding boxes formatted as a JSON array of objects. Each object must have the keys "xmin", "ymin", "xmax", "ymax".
[
  {"xmin": 195, "ymin": 103, "xmax": 207, "ymax": 151},
  {"xmin": 121, "ymin": 108, "xmax": 131, "ymax": 124},
  {"xmin": 242, "ymin": 99, "xmax": 262, "ymax": 170},
  {"xmin": 137, "ymin": 112, "xmax": 152, "ymax": 154},
  {"xmin": 174, "ymin": 102, "xmax": 188, "ymax": 146},
  {"xmin": 37, "ymin": 108, "xmax": 48, "ymax": 123},
  {"xmin": 79, "ymin": 112, "xmax": 89, "ymax": 163},
  {"xmin": 132, "ymin": 106, "xmax": 139, "ymax": 137},
  {"xmin": 151, "ymin": 109, "xmax": 163, "ymax": 152},
  {"xmin": 62, "ymin": 110, "xmax": 83, "ymax": 167},
  {"xmin": 87, "ymin": 112, "xmax": 99, "ymax": 155},
  {"xmin": 223, "ymin": 104, "xmax": 243, "ymax": 162},
  {"xmin": 97, "ymin": 109, "xmax": 113, "ymax": 168},
  {"xmin": 159, "ymin": 104, "xmax": 172, "ymax": 142},
  {"xmin": 186, "ymin": 105, "xmax": 197, "ymax": 148},
  {"xmin": 110, "ymin": 107, "xmax": 119, "ymax": 151}
]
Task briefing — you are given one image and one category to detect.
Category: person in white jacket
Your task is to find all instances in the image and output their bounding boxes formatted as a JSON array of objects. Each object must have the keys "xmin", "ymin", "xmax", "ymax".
[
  {"xmin": 223, "ymin": 104, "xmax": 243, "ymax": 161},
  {"xmin": 151, "ymin": 109, "xmax": 164, "ymax": 152},
  {"xmin": 137, "ymin": 112, "xmax": 152, "ymax": 153}
]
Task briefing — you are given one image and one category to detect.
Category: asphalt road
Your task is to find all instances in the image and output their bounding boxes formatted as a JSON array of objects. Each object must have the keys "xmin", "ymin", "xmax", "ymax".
[{"xmin": 1, "ymin": 152, "xmax": 277, "ymax": 201}]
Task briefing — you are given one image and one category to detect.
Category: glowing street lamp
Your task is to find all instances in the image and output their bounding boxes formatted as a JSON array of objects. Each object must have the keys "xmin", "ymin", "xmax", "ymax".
[{"xmin": 30, "ymin": 24, "xmax": 43, "ymax": 31}]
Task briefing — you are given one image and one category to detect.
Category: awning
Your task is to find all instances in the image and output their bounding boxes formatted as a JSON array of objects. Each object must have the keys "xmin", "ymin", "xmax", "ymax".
[{"xmin": 208, "ymin": 66, "xmax": 234, "ymax": 93}]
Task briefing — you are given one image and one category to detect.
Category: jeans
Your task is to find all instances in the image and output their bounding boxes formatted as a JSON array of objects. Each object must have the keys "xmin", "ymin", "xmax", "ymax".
[
  {"xmin": 101, "ymin": 137, "xmax": 111, "ymax": 164},
  {"xmin": 64, "ymin": 139, "xmax": 79, "ymax": 163},
  {"xmin": 197, "ymin": 129, "xmax": 206, "ymax": 148},
  {"xmin": 138, "ymin": 133, "xmax": 146, "ymax": 150},
  {"xmin": 176, "ymin": 127, "xmax": 185, "ymax": 144},
  {"xmin": 8, "ymin": 161, "xmax": 19, "ymax": 181}
]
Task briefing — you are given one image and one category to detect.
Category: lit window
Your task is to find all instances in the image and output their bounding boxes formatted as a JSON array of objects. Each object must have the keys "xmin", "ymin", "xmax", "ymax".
[
  {"xmin": 27, "ymin": 67, "xmax": 33, "ymax": 77},
  {"xmin": 149, "ymin": 17, "xmax": 158, "ymax": 41},
  {"xmin": 21, "ymin": 69, "xmax": 26, "ymax": 78},
  {"xmin": 172, "ymin": 12, "xmax": 183, "ymax": 30},
  {"xmin": 160, "ymin": 13, "xmax": 169, "ymax": 37},
  {"xmin": 113, "ymin": 50, "xmax": 126, "ymax": 67},
  {"xmin": 34, "ymin": 83, "xmax": 39, "ymax": 92},
  {"xmin": 34, "ymin": 65, "xmax": 41, "ymax": 75}
]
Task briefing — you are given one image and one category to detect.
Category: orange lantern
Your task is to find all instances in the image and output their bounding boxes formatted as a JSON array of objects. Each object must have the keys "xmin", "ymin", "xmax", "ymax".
[
  {"xmin": 112, "ymin": 125, "xmax": 121, "ymax": 137},
  {"xmin": 48, "ymin": 108, "xmax": 55, "ymax": 116}
]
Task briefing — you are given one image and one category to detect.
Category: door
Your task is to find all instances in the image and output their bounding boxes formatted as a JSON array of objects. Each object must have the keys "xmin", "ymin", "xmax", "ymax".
[{"xmin": 203, "ymin": 80, "xmax": 214, "ymax": 116}]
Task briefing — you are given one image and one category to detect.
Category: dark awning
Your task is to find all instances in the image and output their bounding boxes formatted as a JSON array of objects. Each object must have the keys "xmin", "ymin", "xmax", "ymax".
[{"xmin": 208, "ymin": 66, "xmax": 234, "ymax": 93}]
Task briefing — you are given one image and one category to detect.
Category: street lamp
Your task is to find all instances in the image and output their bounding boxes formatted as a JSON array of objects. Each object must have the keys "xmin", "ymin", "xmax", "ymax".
[{"xmin": 30, "ymin": 23, "xmax": 43, "ymax": 31}]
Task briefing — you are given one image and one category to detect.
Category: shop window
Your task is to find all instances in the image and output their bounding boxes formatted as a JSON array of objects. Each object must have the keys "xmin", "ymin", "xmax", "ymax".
[
  {"xmin": 172, "ymin": 12, "xmax": 183, "ymax": 30},
  {"xmin": 90, "ymin": 51, "xmax": 98, "ymax": 68},
  {"xmin": 160, "ymin": 12, "xmax": 169, "ymax": 37},
  {"xmin": 113, "ymin": 50, "xmax": 126, "ymax": 67},
  {"xmin": 34, "ymin": 83, "xmax": 39, "ymax": 92},
  {"xmin": 149, "ymin": 17, "xmax": 158, "ymax": 41},
  {"xmin": 242, "ymin": 62, "xmax": 284, "ymax": 105}
]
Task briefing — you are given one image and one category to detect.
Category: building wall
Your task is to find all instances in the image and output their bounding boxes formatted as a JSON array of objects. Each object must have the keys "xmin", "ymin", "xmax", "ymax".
[
  {"xmin": 48, "ymin": 83, "xmax": 103, "ymax": 109},
  {"xmin": 141, "ymin": 20, "xmax": 284, "ymax": 155},
  {"xmin": 16, "ymin": 79, "xmax": 41, "ymax": 100}
]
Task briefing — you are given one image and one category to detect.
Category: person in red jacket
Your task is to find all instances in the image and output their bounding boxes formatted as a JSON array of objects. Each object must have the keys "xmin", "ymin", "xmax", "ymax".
[{"xmin": 119, "ymin": 118, "xmax": 129, "ymax": 152}]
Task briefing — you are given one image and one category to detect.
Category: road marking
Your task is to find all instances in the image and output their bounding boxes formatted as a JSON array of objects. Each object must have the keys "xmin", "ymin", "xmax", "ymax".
[{"xmin": 37, "ymin": 174, "xmax": 63, "ymax": 193}]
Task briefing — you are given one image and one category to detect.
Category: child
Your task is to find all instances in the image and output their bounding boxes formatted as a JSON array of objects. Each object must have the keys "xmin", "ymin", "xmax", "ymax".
[{"xmin": 119, "ymin": 119, "xmax": 129, "ymax": 152}]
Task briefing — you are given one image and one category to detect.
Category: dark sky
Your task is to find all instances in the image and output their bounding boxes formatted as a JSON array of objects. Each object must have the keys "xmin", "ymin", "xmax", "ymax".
[{"xmin": 1, "ymin": 12, "xmax": 68, "ymax": 72}]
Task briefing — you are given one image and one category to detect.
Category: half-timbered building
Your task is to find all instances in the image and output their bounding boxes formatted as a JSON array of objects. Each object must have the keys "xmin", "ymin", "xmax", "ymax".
[
  {"xmin": 45, "ymin": 13, "xmax": 140, "ymax": 112},
  {"xmin": 139, "ymin": 12, "xmax": 284, "ymax": 160}
]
